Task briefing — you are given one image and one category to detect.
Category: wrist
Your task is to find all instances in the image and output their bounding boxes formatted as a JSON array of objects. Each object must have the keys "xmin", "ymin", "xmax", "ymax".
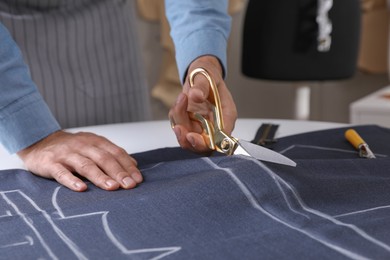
[{"xmin": 188, "ymin": 55, "xmax": 224, "ymax": 81}]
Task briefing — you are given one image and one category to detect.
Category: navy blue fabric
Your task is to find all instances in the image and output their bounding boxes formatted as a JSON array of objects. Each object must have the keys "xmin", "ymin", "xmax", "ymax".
[{"xmin": 0, "ymin": 125, "xmax": 390, "ymax": 259}]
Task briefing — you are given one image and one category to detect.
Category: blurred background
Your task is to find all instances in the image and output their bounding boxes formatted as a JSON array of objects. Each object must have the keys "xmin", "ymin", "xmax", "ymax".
[{"xmin": 136, "ymin": 0, "xmax": 389, "ymax": 124}]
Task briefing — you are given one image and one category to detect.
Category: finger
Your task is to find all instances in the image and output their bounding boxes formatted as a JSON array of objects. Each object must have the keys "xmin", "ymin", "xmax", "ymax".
[
  {"xmin": 80, "ymin": 146, "xmax": 140, "ymax": 189},
  {"xmin": 186, "ymin": 77, "xmax": 212, "ymax": 115},
  {"xmin": 94, "ymin": 143, "xmax": 143, "ymax": 188},
  {"xmin": 172, "ymin": 125, "xmax": 193, "ymax": 150},
  {"xmin": 109, "ymin": 152, "xmax": 142, "ymax": 186},
  {"xmin": 169, "ymin": 93, "xmax": 203, "ymax": 135},
  {"xmin": 65, "ymin": 153, "xmax": 120, "ymax": 191},
  {"xmin": 188, "ymin": 87, "xmax": 206, "ymax": 104},
  {"xmin": 77, "ymin": 132, "xmax": 142, "ymax": 188},
  {"xmin": 48, "ymin": 164, "xmax": 88, "ymax": 192},
  {"xmin": 217, "ymin": 84, "xmax": 237, "ymax": 134},
  {"xmin": 186, "ymin": 132, "xmax": 211, "ymax": 153},
  {"xmin": 172, "ymin": 125, "xmax": 211, "ymax": 154},
  {"xmin": 187, "ymin": 70, "xmax": 211, "ymax": 103},
  {"xmin": 169, "ymin": 93, "xmax": 193, "ymax": 130},
  {"xmin": 87, "ymin": 132, "xmax": 137, "ymax": 166}
]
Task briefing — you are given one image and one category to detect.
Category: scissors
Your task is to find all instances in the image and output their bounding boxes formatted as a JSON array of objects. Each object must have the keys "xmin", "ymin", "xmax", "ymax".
[{"xmin": 189, "ymin": 68, "xmax": 296, "ymax": 167}]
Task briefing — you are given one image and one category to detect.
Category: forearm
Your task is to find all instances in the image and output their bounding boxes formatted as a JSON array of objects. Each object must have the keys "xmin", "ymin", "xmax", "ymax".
[{"xmin": 0, "ymin": 23, "xmax": 60, "ymax": 153}]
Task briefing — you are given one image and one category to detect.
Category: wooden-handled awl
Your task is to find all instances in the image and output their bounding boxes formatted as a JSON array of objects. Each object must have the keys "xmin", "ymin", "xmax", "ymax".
[{"xmin": 345, "ymin": 129, "xmax": 376, "ymax": 159}]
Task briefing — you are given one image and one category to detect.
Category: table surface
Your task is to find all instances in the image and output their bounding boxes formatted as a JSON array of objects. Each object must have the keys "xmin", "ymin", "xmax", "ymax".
[{"xmin": 0, "ymin": 119, "xmax": 346, "ymax": 170}]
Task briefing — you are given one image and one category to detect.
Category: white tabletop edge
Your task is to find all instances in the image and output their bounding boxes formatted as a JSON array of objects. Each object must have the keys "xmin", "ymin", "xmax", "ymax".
[{"xmin": 0, "ymin": 118, "xmax": 347, "ymax": 170}]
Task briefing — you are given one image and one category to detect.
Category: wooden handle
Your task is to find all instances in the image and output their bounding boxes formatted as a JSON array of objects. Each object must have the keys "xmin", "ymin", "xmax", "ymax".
[{"xmin": 345, "ymin": 129, "xmax": 364, "ymax": 149}]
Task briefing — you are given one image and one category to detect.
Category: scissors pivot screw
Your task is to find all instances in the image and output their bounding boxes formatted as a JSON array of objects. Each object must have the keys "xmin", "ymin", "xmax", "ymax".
[{"xmin": 221, "ymin": 139, "xmax": 231, "ymax": 152}]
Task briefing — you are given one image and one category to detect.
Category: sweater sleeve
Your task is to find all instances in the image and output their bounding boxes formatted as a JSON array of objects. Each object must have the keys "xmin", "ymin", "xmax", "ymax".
[
  {"xmin": 165, "ymin": 0, "xmax": 231, "ymax": 82},
  {"xmin": 0, "ymin": 23, "xmax": 60, "ymax": 154}
]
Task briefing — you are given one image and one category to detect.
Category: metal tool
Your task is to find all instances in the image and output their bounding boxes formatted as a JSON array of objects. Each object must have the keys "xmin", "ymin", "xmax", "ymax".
[
  {"xmin": 189, "ymin": 68, "xmax": 296, "ymax": 167},
  {"xmin": 345, "ymin": 129, "xmax": 376, "ymax": 159},
  {"xmin": 251, "ymin": 123, "xmax": 279, "ymax": 148}
]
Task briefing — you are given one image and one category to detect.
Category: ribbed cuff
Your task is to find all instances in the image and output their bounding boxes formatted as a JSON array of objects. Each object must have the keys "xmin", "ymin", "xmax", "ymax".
[
  {"xmin": 0, "ymin": 91, "xmax": 60, "ymax": 153},
  {"xmin": 175, "ymin": 29, "xmax": 228, "ymax": 83}
]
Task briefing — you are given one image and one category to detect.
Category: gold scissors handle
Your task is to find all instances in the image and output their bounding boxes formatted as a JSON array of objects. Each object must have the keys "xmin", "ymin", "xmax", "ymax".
[
  {"xmin": 189, "ymin": 68, "xmax": 238, "ymax": 155},
  {"xmin": 189, "ymin": 68, "xmax": 224, "ymax": 130}
]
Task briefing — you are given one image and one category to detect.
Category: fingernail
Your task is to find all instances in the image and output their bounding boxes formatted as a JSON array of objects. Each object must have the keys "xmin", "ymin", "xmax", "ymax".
[
  {"xmin": 173, "ymin": 127, "xmax": 181, "ymax": 139},
  {"xmin": 188, "ymin": 136, "xmax": 196, "ymax": 147},
  {"xmin": 73, "ymin": 182, "xmax": 84, "ymax": 190},
  {"xmin": 105, "ymin": 179, "xmax": 117, "ymax": 188},
  {"xmin": 169, "ymin": 117, "xmax": 176, "ymax": 129},
  {"xmin": 122, "ymin": 177, "xmax": 135, "ymax": 187},
  {"xmin": 131, "ymin": 173, "xmax": 143, "ymax": 183},
  {"xmin": 169, "ymin": 116, "xmax": 176, "ymax": 129}
]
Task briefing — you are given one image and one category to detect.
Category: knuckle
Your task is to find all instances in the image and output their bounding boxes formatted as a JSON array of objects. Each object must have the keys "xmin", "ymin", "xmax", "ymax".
[
  {"xmin": 53, "ymin": 168, "xmax": 70, "ymax": 182},
  {"xmin": 79, "ymin": 159, "xmax": 95, "ymax": 171},
  {"xmin": 94, "ymin": 150, "xmax": 110, "ymax": 162},
  {"xmin": 96, "ymin": 174, "xmax": 109, "ymax": 185},
  {"xmin": 96, "ymin": 151, "xmax": 119, "ymax": 167},
  {"xmin": 113, "ymin": 171, "xmax": 129, "ymax": 181},
  {"xmin": 111, "ymin": 146, "xmax": 127, "ymax": 157}
]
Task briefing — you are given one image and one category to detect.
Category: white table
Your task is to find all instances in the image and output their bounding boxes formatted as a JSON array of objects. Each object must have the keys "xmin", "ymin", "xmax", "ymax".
[
  {"xmin": 350, "ymin": 85, "xmax": 390, "ymax": 128},
  {"xmin": 0, "ymin": 119, "xmax": 346, "ymax": 170}
]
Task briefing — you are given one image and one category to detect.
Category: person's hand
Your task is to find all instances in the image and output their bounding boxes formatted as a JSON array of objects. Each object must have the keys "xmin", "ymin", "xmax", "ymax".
[
  {"xmin": 169, "ymin": 55, "xmax": 238, "ymax": 153},
  {"xmin": 17, "ymin": 130, "xmax": 143, "ymax": 192}
]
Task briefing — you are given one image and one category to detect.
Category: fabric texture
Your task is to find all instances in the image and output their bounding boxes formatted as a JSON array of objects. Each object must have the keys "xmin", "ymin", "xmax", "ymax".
[{"xmin": 0, "ymin": 125, "xmax": 389, "ymax": 259}]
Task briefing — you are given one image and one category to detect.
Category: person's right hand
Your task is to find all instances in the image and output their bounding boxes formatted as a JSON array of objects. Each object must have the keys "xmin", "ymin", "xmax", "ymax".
[
  {"xmin": 168, "ymin": 55, "xmax": 238, "ymax": 154},
  {"xmin": 17, "ymin": 130, "xmax": 143, "ymax": 192}
]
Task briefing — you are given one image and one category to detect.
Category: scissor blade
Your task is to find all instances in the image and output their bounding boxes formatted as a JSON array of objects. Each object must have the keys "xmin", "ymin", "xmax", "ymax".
[{"xmin": 235, "ymin": 139, "xmax": 297, "ymax": 167}]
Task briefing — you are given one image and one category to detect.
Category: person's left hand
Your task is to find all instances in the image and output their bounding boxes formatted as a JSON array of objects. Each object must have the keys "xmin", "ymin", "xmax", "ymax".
[
  {"xmin": 168, "ymin": 55, "xmax": 237, "ymax": 153},
  {"xmin": 17, "ymin": 130, "xmax": 143, "ymax": 192}
]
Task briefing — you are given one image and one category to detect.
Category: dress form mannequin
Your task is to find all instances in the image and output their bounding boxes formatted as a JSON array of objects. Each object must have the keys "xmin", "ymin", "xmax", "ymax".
[{"xmin": 242, "ymin": 0, "xmax": 361, "ymax": 81}]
